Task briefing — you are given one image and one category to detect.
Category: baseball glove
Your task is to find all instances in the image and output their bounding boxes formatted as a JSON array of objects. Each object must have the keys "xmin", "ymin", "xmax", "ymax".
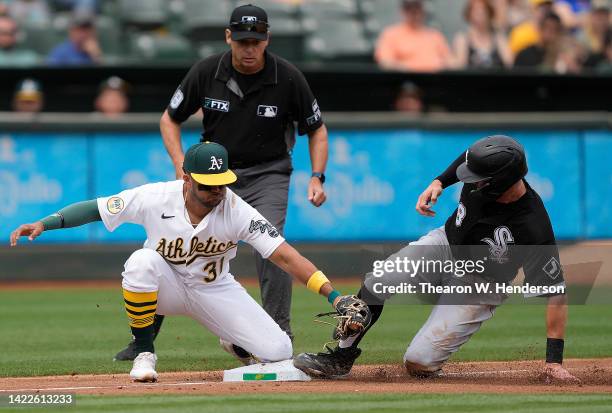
[{"xmin": 315, "ymin": 295, "xmax": 372, "ymax": 341}]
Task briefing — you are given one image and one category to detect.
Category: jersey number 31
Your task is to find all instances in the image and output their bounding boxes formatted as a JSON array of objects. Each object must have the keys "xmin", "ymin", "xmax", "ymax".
[{"xmin": 203, "ymin": 257, "xmax": 225, "ymax": 283}]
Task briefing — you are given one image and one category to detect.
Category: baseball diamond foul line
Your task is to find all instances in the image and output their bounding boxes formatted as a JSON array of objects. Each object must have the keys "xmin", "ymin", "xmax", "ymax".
[{"xmin": 0, "ymin": 381, "xmax": 215, "ymax": 393}]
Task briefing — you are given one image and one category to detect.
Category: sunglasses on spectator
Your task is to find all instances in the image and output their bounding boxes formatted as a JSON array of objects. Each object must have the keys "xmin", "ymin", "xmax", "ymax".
[
  {"xmin": 229, "ymin": 21, "xmax": 269, "ymax": 35},
  {"xmin": 0, "ymin": 30, "xmax": 17, "ymax": 36}
]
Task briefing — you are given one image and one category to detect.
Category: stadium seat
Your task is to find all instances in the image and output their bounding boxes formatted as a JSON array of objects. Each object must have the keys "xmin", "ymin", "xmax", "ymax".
[
  {"xmin": 119, "ymin": 0, "xmax": 168, "ymax": 29},
  {"xmin": 197, "ymin": 41, "xmax": 229, "ymax": 59},
  {"xmin": 21, "ymin": 24, "xmax": 60, "ymax": 55},
  {"xmin": 100, "ymin": 0, "xmax": 120, "ymax": 18},
  {"xmin": 129, "ymin": 32, "xmax": 196, "ymax": 62},
  {"xmin": 235, "ymin": 0, "xmax": 297, "ymax": 17},
  {"xmin": 96, "ymin": 16, "xmax": 123, "ymax": 58},
  {"xmin": 267, "ymin": 17, "xmax": 304, "ymax": 62},
  {"xmin": 48, "ymin": 0, "xmax": 74, "ymax": 13},
  {"xmin": 182, "ymin": 0, "xmax": 232, "ymax": 41},
  {"xmin": 300, "ymin": 0, "xmax": 358, "ymax": 18},
  {"xmin": 49, "ymin": 0, "xmax": 103, "ymax": 14},
  {"xmin": 304, "ymin": 17, "xmax": 372, "ymax": 62},
  {"xmin": 361, "ymin": 0, "xmax": 403, "ymax": 36},
  {"xmin": 429, "ymin": 0, "xmax": 468, "ymax": 42}
]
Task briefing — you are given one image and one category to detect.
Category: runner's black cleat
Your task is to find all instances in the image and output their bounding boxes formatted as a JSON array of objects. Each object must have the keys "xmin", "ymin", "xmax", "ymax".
[{"xmin": 293, "ymin": 346, "xmax": 361, "ymax": 378}]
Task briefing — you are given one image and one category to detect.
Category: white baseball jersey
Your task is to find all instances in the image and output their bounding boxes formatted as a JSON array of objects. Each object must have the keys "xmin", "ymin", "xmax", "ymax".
[{"xmin": 97, "ymin": 180, "xmax": 285, "ymax": 284}]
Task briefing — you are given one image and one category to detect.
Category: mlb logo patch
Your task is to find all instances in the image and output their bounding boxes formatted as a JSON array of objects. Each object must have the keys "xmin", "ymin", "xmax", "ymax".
[
  {"xmin": 170, "ymin": 89, "xmax": 183, "ymax": 109},
  {"xmin": 257, "ymin": 105, "xmax": 278, "ymax": 118}
]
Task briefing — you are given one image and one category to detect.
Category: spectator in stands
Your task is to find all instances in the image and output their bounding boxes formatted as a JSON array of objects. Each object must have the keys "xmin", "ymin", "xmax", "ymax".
[
  {"xmin": 375, "ymin": 0, "xmax": 452, "ymax": 72},
  {"xmin": 509, "ymin": 0, "xmax": 555, "ymax": 54},
  {"xmin": 94, "ymin": 76, "xmax": 130, "ymax": 117},
  {"xmin": 584, "ymin": 27, "xmax": 612, "ymax": 71},
  {"xmin": 594, "ymin": 30, "xmax": 612, "ymax": 72},
  {"xmin": 5, "ymin": 0, "xmax": 50, "ymax": 27},
  {"xmin": 578, "ymin": 0, "xmax": 611, "ymax": 66},
  {"xmin": 514, "ymin": 12, "xmax": 581, "ymax": 72},
  {"xmin": 554, "ymin": 0, "xmax": 590, "ymax": 29},
  {"xmin": 394, "ymin": 81, "xmax": 424, "ymax": 113},
  {"xmin": 0, "ymin": 14, "xmax": 38, "ymax": 65},
  {"xmin": 494, "ymin": 0, "xmax": 532, "ymax": 31},
  {"xmin": 12, "ymin": 78, "xmax": 43, "ymax": 112},
  {"xmin": 453, "ymin": 0, "xmax": 513, "ymax": 69},
  {"xmin": 47, "ymin": 14, "xmax": 101, "ymax": 65}
]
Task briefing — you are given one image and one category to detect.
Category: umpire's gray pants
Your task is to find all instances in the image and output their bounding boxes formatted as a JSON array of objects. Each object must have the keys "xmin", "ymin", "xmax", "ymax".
[
  {"xmin": 230, "ymin": 157, "xmax": 294, "ymax": 338},
  {"xmin": 363, "ymin": 227, "xmax": 505, "ymax": 374}
]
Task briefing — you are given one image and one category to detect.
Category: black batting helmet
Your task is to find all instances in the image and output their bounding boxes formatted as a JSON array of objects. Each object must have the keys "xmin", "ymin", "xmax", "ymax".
[{"xmin": 456, "ymin": 135, "xmax": 528, "ymax": 199}]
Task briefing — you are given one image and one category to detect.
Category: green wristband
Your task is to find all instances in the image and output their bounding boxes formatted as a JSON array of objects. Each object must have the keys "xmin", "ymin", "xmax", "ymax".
[{"xmin": 328, "ymin": 290, "xmax": 341, "ymax": 304}]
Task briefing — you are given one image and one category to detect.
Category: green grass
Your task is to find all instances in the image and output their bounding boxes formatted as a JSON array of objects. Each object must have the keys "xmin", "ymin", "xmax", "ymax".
[
  {"xmin": 0, "ymin": 284, "xmax": 611, "ymax": 377},
  {"xmin": 3, "ymin": 394, "xmax": 612, "ymax": 413}
]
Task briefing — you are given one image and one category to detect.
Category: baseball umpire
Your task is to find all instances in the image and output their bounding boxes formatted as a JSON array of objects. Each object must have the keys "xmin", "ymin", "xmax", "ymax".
[
  {"xmin": 114, "ymin": 3, "xmax": 329, "ymax": 360},
  {"xmin": 9, "ymin": 142, "xmax": 368, "ymax": 382},
  {"xmin": 293, "ymin": 135, "xmax": 580, "ymax": 383}
]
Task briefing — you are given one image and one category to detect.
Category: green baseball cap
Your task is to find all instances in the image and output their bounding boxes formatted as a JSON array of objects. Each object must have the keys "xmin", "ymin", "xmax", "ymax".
[{"xmin": 183, "ymin": 142, "xmax": 237, "ymax": 186}]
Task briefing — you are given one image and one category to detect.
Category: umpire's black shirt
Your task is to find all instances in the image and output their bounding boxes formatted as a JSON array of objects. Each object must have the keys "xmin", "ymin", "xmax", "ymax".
[{"xmin": 167, "ymin": 50, "xmax": 324, "ymax": 168}]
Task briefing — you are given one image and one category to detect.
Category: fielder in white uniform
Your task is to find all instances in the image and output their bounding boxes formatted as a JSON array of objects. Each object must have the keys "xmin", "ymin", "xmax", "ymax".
[{"xmin": 10, "ymin": 142, "xmax": 357, "ymax": 382}]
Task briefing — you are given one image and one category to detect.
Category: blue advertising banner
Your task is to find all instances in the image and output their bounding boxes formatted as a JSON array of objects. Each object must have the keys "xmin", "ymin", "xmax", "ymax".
[
  {"xmin": 515, "ymin": 131, "xmax": 582, "ymax": 239},
  {"xmin": 0, "ymin": 130, "xmax": 608, "ymax": 243},
  {"xmin": 0, "ymin": 133, "xmax": 89, "ymax": 242},
  {"xmin": 285, "ymin": 130, "xmax": 582, "ymax": 241},
  {"xmin": 584, "ymin": 131, "xmax": 612, "ymax": 238}
]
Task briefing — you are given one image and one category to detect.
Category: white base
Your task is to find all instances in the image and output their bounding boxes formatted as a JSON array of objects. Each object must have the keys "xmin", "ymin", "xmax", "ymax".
[{"xmin": 223, "ymin": 359, "xmax": 312, "ymax": 382}]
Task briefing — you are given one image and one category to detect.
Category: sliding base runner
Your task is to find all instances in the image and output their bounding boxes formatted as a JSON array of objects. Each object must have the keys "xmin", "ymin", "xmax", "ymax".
[{"xmin": 223, "ymin": 360, "xmax": 311, "ymax": 382}]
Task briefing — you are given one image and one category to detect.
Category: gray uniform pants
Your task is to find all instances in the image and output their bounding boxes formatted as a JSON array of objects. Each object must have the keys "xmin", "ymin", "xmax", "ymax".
[
  {"xmin": 363, "ymin": 227, "xmax": 506, "ymax": 373},
  {"xmin": 230, "ymin": 157, "xmax": 293, "ymax": 338}
]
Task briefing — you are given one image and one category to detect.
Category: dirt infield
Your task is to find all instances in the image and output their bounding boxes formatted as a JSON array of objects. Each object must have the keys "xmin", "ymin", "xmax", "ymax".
[{"xmin": 1, "ymin": 359, "xmax": 611, "ymax": 396}]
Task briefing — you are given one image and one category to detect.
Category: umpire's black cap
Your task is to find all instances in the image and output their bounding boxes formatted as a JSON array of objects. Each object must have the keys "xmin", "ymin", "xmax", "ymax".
[{"xmin": 229, "ymin": 4, "xmax": 269, "ymax": 41}]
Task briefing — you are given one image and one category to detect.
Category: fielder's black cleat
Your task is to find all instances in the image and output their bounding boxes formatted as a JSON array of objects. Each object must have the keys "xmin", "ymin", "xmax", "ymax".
[
  {"xmin": 113, "ymin": 338, "xmax": 139, "ymax": 361},
  {"xmin": 114, "ymin": 315, "xmax": 165, "ymax": 361},
  {"xmin": 293, "ymin": 346, "xmax": 361, "ymax": 378}
]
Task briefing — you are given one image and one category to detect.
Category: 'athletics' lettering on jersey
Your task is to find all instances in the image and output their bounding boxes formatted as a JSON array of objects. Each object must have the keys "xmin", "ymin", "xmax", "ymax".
[{"xmin": 156, "ymin": 236, "xmax": 237, "ymax": 265}]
